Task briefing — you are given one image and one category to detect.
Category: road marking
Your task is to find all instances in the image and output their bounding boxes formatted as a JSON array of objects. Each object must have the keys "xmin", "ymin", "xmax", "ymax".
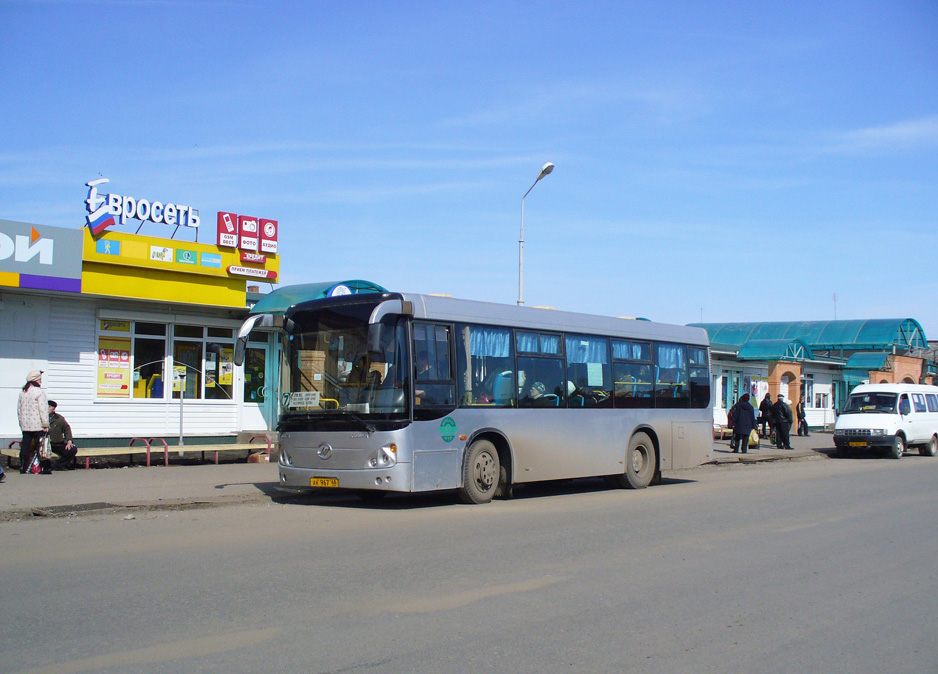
[
  {"xmin": 9, "ymin": 627, "xmax": 280, "ymax": 674},
  {"xmin": 384, "ymin": 575, "xmax": 566, "ymax": 613}
]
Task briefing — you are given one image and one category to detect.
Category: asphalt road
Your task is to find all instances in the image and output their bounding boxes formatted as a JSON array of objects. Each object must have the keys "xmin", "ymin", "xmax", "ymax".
[{"xmin": 2, "ymin": 454, "xmax": 937, "ymax": 674}]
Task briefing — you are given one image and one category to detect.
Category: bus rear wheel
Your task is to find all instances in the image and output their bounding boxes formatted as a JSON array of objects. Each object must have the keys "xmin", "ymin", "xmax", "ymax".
[
  {"xmin": 613, "ymin": 432, "xmax": 656, "ymax": 489},
  {"xmin": 458, "ymin": 439, "xmax": 500, "ymax": 504}
]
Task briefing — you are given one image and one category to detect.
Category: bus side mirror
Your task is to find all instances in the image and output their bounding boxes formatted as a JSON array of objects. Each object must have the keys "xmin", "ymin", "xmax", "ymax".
[
  {"xmin": 234, "ymin": 338, "xmax": 248, "ymax": 367},
  {"xmin": 368, "ymin": 321, "xmax": 392, "ymax": 357},
  {"xmin": 234, "ymin": 314, "xmax": 281, "ymax": 366},
  {"xmin": 367, "ymin": 299, "xmax": 412, "ymax": 356}
]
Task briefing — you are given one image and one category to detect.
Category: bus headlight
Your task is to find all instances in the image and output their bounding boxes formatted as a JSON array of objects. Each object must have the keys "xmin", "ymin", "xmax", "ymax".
[
  {"xmin": 369, "ymin": 443, "xmax": 397, "ymax": 468},
  {"xmin": 280, "ymin": 446, "xmax": 293, "ymax": 466},
  {"xmin": 870, "ymin": 429, "xmax": 886, "ymax": 436}
]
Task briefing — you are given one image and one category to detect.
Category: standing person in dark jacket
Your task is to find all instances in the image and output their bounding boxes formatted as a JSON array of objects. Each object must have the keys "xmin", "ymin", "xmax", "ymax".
[
  {"xmin": 48, "ymin": 401, "xmax": 77, "ymax": 470},
  {"xmin": 759, "ymin": 393, "xmax": 774, "ymax": 437},
  {"xmin": 796, "ymin": 397, "xmax": 810, "ymax": 436},
  {"xmin": 773, "ymin": 394, "xmax": 794, "ymax": 449},
  {"xmin": 730, "ymin": 393, "xmax": 758, "ymax": 454}
]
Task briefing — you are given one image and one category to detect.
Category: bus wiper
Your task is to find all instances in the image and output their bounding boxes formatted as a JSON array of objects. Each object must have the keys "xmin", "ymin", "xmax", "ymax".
[{"xmin": 333, "ymin": 409, "xmax": 377, "ymax": 435}]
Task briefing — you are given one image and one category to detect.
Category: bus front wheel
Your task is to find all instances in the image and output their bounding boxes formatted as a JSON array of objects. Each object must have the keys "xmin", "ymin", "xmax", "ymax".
[
  {"xmin": 459, "ymin": 439, "xmax": 500, "ymax": 504},
  {"xmin": 614, "ymin": 432, "xmax": 656, "ymax": 489}
]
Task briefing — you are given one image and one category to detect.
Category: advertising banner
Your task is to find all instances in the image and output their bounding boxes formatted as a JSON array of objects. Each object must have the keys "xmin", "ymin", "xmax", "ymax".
[
  {"xmin": 0, "ymin": 219, "xmax": 84, "ymax": 292},
  {"xmin": 219, "ymin": 348, "xmax": 234, "ymax": 385},
  {"xmin": 97, "ymin": 335, "xmax": 132, "ymax": 398}
]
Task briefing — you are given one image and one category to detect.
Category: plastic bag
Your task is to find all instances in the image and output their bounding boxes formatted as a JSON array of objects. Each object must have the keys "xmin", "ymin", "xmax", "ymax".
[
  {"xmin": 27, "ymin": 453, "xmax": 42, "ymax": 474},
  {"xmin": 39, "ymin": 435, "xmax": 52, "ymax": 460},
  {"xmin": 748, "ymin": 429, "xmax": 759, "ymax": 448}
]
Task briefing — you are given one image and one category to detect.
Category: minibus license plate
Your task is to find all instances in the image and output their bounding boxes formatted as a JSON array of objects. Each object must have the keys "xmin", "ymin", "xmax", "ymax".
[
  {"xmin": 849, "ymin": 441, "xmax": 867, "ymax": 447},
  {"xmin": 310, "ymin": 477, "xmax": 339, "ymax": 488}
]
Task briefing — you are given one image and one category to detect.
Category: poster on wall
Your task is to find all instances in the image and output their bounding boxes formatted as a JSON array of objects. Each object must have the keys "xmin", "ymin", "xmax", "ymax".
[
  {"xmin": 97, "ymin": 336, "xmax": 132, "ymax": 398},
  {"xmin": 219, "ymin": 348, "xmax": 234, "ymax": 385}
]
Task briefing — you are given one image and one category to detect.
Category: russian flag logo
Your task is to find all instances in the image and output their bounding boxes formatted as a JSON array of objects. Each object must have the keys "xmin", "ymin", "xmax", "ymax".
[{"xmin": 87, "ymin": 207, "xmax": 116, "ymax": 236}]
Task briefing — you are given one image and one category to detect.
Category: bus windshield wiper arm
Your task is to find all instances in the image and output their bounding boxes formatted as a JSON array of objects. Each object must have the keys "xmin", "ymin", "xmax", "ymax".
[{"xmin": 335, "ymin": 409, "xmax": 377, "ymax": 435}]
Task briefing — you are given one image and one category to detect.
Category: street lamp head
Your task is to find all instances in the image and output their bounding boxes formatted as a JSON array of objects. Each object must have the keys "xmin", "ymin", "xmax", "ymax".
[{"xmin": 537, "ymin": 162, "xmax": 554, "ymax": 181}]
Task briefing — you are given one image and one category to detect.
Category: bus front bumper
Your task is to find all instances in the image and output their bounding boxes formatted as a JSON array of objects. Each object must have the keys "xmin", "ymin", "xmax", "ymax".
[{"xmin": 278, "ymin": 463, "xmax": 414, "ymax": 493}]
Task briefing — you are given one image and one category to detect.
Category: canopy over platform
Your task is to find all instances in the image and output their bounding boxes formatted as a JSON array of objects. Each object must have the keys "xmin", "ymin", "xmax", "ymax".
[
  {"xmin": 689, "ymin": 319, "xmax": 927, "ymax": 352},
  {"xmin": 736, "ymin": 339, "xmax": 814, "ymax": 361}
]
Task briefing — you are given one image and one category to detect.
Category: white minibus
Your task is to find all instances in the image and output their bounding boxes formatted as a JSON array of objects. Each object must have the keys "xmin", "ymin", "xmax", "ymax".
[{"xmin": 833, "ymin": 383, "xmax": 938, "ymax": 458}]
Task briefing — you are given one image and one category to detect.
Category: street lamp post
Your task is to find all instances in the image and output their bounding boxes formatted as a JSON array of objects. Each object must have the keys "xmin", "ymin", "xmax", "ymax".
[{"xmin": 518, "ymin": 162, "xmax": 554, "ymax": 306}]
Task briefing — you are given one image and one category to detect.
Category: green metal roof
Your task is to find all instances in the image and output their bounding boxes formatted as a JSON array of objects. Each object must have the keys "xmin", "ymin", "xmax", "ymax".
[
  {"xmin": 250, "ymin": 280, "xmax": 387, "ymax": 315},
  {"xmin": 736, "ymin": 339, "xmax": 814, "ymax": 361},
  {"xmin": 844, "ymin": 352, "xmax": 891, "ymax": 371},
  {"xmin": 842, "ymin": 369, "xmax": 871, "ymax": 386},
  {"xmin": 689, "ymin": 319, "xmax": 927, "ymax": 351}
]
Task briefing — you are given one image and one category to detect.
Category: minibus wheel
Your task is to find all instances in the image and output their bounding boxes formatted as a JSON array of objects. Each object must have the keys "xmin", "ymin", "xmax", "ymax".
[
  {"xmin": 459, "ymin": 439, "xmax": 500, "ymax": 504},
  {"xmin": 920, "ymin": 435, "xmax": 938, "ymax": 457},
  {"xmin": 891, "ymin": 435, "xmax": 905, "ymax": 460},
  {"xmin": 612, "ymin": 432, "xmax": 656, "ymax": 489}
]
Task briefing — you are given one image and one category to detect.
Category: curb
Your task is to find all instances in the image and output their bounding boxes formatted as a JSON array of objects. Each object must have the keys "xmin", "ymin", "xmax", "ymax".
[{"xmin": 707, "ymin": 451, "xmax": 827, "ymax": 465}]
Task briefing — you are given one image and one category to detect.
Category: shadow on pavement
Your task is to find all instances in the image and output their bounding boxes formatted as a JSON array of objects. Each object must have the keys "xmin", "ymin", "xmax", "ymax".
[{"xmin": 257, "ymin": 473, "xmax": 699, "ymax": 511}]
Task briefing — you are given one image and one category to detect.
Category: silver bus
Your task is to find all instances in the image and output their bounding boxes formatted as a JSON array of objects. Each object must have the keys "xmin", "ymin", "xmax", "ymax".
[{"xmin": 236, "ymin": 286, "xmax": 713, "ymax": 503}]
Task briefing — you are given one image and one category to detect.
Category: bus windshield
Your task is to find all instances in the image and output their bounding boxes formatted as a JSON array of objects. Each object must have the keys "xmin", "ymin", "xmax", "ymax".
[
  {"xmin": 280, "ymin": 301, "xmax": 409, "ymax": 428},
  {"xmin": 843, "ymin": 392, "xmax": 897, "ymax": 414}
]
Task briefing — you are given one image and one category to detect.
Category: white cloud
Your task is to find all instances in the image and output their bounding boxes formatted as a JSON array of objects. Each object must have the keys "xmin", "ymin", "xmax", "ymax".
[{"xmin": 835, "ymin": 115, "xmax": 938, "ymax": 153}]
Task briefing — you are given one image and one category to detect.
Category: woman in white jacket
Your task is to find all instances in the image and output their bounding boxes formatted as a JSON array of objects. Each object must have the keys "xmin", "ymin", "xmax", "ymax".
[{"xmin": 17, "ymin": 370, "xmax": 49, "ymax": 473}]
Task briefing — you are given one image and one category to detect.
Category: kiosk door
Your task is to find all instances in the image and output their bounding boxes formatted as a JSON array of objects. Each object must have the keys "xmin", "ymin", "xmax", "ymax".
[{"xmin": 242, "ymin": 345, "xmax": 271, "ymax": 430}]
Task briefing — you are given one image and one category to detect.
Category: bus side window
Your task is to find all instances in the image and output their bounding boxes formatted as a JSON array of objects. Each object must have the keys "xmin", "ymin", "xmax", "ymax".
[
  {"xmin": 655, "ymin": 343, "xmax": 690, "ymax": 409},
  {"xmin": 455, "ymin": 324, "xmax": 515, "ymax": 407},
  {"xmin": 413, "ymin": 322, "xmax": 455, "ymax": 408},
  {"xmin": 564, "ymin": 334, "xmax": 611, "ymax": 408}
]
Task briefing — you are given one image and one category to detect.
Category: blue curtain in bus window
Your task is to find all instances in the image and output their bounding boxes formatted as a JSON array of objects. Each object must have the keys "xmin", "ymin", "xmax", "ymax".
[
  {"xmin": 458, "ymin": 325, "xmax": 514, "ymax": 407},
  {"xmin": 655, "ymin": 343, "xmax": 690, "ymax": 408},
  {"xmin": 517, "ymin": 331, "xmax": 561, "ymax": 355},
  {"xmin": 688, "ymin": 346, "xmax": 711, "ymax": 408},
  {"xmin": 517, "ymin": 331, "xmax": 538, "ymax": 353},
  {"xmin": 565, "ymin": 335, "xmax": 612, "ymax": 408},
  {"xmin": 612, "ymin": 340, "xmax": 650, "ymax": 361},
  {"xmin": 470, "ymin": 327, "xmax": 510, "ymax": 357},
  {"xmin": 539, "ymin": 333, "xmax": 561, "ymax": 354},
  {"xmin": 565, "ymin": 335, "xmax": 607, "ymax": 364}
]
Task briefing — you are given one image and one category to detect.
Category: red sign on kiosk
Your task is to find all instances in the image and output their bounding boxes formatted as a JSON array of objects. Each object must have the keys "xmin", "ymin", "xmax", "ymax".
[
  {"xmin": 238, "ymin": 216, "xmax": 259, "ymax": 251},
  {"xmin": 240, "ymin": 250, "xmax": 266, "ymax": 264},
  {"xmin": 216, "ymin": 212, "xmax": 238, "ymax": 248},
  {"xmin": 259, "ymin": 218, "xmax": 278, "ymax": 254}
]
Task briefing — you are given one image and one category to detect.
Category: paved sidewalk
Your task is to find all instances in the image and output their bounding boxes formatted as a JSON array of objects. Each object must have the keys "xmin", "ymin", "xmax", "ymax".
[
  {"xmin": 710, "ymin": 429, "xmax": 833, "ymax": 464},
  {"xmin": 0, "ymin": 460, "xmax": 281, "ymax": 519}
]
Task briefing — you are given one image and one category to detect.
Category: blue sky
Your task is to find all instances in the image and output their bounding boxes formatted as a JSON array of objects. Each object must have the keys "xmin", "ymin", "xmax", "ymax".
[{"xmin": 2, "ymin": 1, "xmax": 936, "ymax": 336}]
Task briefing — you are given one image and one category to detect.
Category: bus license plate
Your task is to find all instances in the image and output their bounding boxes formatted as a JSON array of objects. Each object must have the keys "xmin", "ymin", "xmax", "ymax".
[
  {"xmin": 310, "ymin": 477, "xmax": 339, "ymax": 488},
  {"xmin": 849, "ymin": 441, "xmax": 867, "ymax": 447}
]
